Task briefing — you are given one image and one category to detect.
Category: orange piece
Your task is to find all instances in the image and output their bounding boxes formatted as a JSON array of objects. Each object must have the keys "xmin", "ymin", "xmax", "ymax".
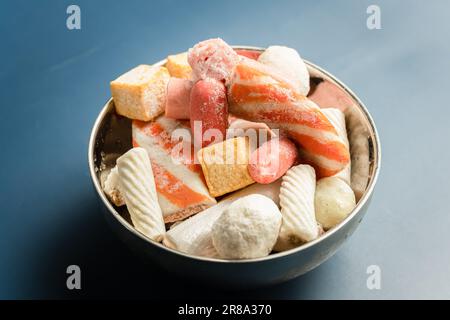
[{"xmin": 228, "ymin": 58, "xmax": 350, "ymax": 177}]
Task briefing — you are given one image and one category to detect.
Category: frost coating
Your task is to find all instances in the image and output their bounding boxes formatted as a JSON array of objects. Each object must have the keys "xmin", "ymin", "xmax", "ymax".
[
  {"xmin": 212, "ymin": 194, "xmax": 282, "ymax": 259},
  {"xmin": 117, "ymin": 147, "xmax": 166, "ymax": 242},
  {"xmin": 258, "ymin": 45, "xmax": 310, "ymax": 96}
]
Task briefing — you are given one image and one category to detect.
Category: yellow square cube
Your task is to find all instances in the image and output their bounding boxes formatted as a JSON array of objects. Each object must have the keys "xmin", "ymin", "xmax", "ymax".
[
  {"xmin": 166, "ymin": 52, "xmax": 192, "ymax": 79},
  {"xmin": 110, "ymin": 65, "xmax": 170, "ymax": 121},
  {"xmin": 197, "ymin": 137, "xmax": 255, "ymax": 197}
]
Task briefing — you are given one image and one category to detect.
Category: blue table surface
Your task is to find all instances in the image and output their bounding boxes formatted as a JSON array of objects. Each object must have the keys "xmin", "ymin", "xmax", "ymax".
[{"xmin": 1, "ymin": 0, "xmax": 449, "ymax": 299}]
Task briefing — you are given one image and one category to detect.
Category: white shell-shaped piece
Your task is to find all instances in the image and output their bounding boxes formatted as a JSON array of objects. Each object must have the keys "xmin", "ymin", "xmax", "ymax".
[
  {"xmin": 117, "ymin": 147, "xmax": 165, "ymax": 242},
  {"xmin": 322, "ymin": 108, "xmax": 351, "ymax": 185},
  {"xmin": 274, "ymin": 164, "xmax": 319, "ymax": 252},
  {"xmin": 258, "ymin": 45, "xmax": 310, "ymax": 96}
]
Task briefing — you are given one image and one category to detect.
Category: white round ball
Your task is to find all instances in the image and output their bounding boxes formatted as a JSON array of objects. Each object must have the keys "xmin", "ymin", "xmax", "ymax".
[
  {"xmin": 258, "ymin": 45, "xmax": 310, "ymax": 95},
  {"xmin": 315, "ymin": 177, "xmax": 356, "ymax": 230},
  {"xmin": 211, "ymin": 194, "xmax": 282, "ymax": 259}
]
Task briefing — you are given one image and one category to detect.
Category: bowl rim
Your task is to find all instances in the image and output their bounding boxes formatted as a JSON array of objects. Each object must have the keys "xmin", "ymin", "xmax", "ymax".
[{"xmin": 88, "ymin": 45, "xmax": 381, "ymax": 264}]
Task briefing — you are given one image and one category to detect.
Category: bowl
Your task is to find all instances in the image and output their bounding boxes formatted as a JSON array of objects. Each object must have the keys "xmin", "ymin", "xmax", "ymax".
[{"xmin": 88, "ymin": 46, "xmax": 381, "ymax": 288}]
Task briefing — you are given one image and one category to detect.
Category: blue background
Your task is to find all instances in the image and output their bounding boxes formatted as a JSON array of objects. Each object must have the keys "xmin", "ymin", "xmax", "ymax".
[{"xmin": 1, "ymin": 0, "xmax": 449, "ymax": 299}]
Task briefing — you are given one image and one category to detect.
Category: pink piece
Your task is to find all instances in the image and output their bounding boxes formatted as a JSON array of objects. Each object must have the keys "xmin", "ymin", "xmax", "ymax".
[
  {"xmin": 248, "ymin": 137, "xmax": 298, "ymax": 184},
  {"xmin": 228, "ymin": 118, "xmax": 277, "ymax": 138},
  {"xmin": 190, "ymin": 78, "xmax": 228, "ymax": 148},
  {"xmin": 235, "ymin": 49, "xmax": 261, "ymax": 60},
  {"xmin": 165, "ymin": 78, "xmax": 193, "ymax": 119},
  {"xmin": 188, "ymin": 38, "xmax": 240, "ymax": 83},
  {"xmin": 308, "ymin": 80, "xmax": 354, "ymax": 111}
]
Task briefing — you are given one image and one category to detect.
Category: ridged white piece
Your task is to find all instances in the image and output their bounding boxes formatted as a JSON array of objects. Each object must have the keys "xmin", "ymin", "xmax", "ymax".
[
  {"xmin": 163, "ymin": 180, "xmax": 282, "ymax": 258},
  {"xmin": 322, "ymin": 108, "xmax": 351, "ymax": 185},
  {"xmin": 274, "ymin": 165, "xmax": 318, "ymax": 251},
  {"xmin": 117, "ymin": 147, "xmax": 165, "ymax": 242}
]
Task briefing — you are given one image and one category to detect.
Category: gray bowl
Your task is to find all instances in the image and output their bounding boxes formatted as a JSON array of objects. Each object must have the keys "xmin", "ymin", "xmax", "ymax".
[{"xmin": 88, "ymin": 46, "xmax": 381, "ymax": 288}]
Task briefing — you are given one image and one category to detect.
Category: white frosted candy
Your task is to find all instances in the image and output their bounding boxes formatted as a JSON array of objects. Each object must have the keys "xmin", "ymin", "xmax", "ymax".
[
  {"xmin": 258, "ymin": 45, "xmax": 310, "ymax": 95},
  {"xmin": 274, "ymin": 164, "xmax": 319, "ymax": 252},
  {"xmin": 315, "ymin": 177, "xmax": 356, "ymax": 230},
  {"xmin": 321, "ymin": 108, "xmax": 351, "ymax": 185},
  {"xmin": 211, "ymin": 194, "xmax": 282, "ymax": 259},
  {"xmin": 163, "ymin": 200, "xmax": 227, "ymax": 258},
  {"xmin": 188, "ymin": 38, "xmax": 239, "ymax": 83},
  {"xmin": 117, "ymin": 147, "xmax": 166, "ymax": 242}
]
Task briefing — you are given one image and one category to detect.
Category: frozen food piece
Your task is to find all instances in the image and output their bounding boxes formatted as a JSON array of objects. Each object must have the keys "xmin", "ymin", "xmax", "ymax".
[
  {"xmin": 132, "ymin": 117, "xmax": 216, "ymax": 223},
  {"xmin": 346, "ymin": 107, "xmax": 370, "ymax": 201},
  {"xmin": 315, "ymin": 177, "xmax": 356, "ymax": 230},
  {"xmin": 197, "ymin": 137, "xmax": 254, "ymax": 197},
  {"xmin": 163, "ymin": 180, "xmax": 281, "ymax": 258},
  {"xmin": 258, "ymin": 45, "xmax": 310, "ymax": 95},
  {"xmin": 321, "ymin": 108, "xmax": 351, "ymax": 185},
  {"xmin": 116, "ymin": 148, "xmax": 166, "ymax": 242},
  {"xmin": 211, "ymin": 194, "xmax": 282, "ymax": 259},
  {"xmin": 163, "ymin": 200, "xmax": 226, "ymax": 258},
  {"xmin": 248, "ymin": 137, "xmax": 298, "ymax": 184},
  {"xmin": 190, "ymin": 78, "xmax": 228, "ymax": 147},
  {"xmin": 274, "ymin": 165, "xmax": 319, "ymax": 251},
  {"xmin": 100, "ymin": 166, "xmax": 125, "ymax": 206},
  {"xmin": 235, "ymin": 49, "xmax": 261, "ymax": 60},
  {"xmin": 166, "ymin": 52, "xmax": 192, "ymax": 79},
  {"xmin": 165, "ymin": 78, "xmax": 193, "ymax": 119},
  {"xmin": 227, "ymin": 117, "xmax": 277, "ymax": 139},
  {"xmin": 188, "ymin": 38, "xmax": 240, "ymax": 83},
  {"xmin": 228, "ymin": 58, "xmax": 350, "ymax": 177},
  {"xmin": 110, "ymin": 65, "xmax": 170, "ymax": 121},
  {"xmin": 308, "ymin": 79, "xmax": 354, "ymax": 111}
]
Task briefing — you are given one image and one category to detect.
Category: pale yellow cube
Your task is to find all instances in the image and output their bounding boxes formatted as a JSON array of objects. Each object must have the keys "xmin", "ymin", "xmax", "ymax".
[
  {"xmin": 110, "ymin": 65, "xmax": 170, "ymax": 121},
  {"xmin": 197, "ymin": 137, "xmax": 255, "ymax": 197},
  {"xmin": 166, "ymin": 52, "xmax": 192, "ymax": 79}
]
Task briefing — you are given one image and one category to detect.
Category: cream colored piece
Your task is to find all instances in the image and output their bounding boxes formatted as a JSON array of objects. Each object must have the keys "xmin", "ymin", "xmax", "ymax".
[
  {"xmin": 100, "ymin": 166, "xmax": 125, "ymax": 206},
  {"xmin": 257, "ymin": 45, "xmax": 310, "ymax": 96},
  {"xmin": 315, "ymin": 177, "xmax": 356, "ymax": 230},
  {"xmin": 110, "ymin": 65, "xmax": 170, "ymax": 121},
  {"xmin": 197, "ymin": 137, "xmax": 255, "ymax": 197},
  {"xmin": 212, "ymin": 194, "xmax": 282, "ymax": 259},
  {"xmin": 117, "ymin": 147, "xmax": 166, "ymax": 242},
  {"xmin": 322, "ymin": 108, "xmax": 351, "ymax": 185},
  {"xmin": 166, "ymin": 52, "xmax": 192, "ymax": 79},
  {"xmin": 274, "ymin": 164, "xmax": 319, "ymax": 252},
  {"xmin": 163, "ymin": 180, "xmax": 282, "ymax": 258}
]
